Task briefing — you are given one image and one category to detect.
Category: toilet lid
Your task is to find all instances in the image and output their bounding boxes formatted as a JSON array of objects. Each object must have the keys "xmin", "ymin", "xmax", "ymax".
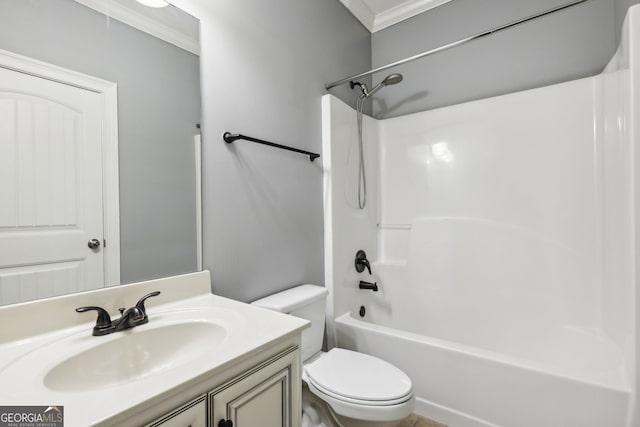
[{"xmin": 304, "ymin": 348, "xmax": 412, "ymax": 403}]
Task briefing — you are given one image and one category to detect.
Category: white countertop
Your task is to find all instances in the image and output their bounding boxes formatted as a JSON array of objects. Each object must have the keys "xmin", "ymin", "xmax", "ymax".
[{"xmin": 0, "ymin": 271, "xmax": 308, "ymax": 426}]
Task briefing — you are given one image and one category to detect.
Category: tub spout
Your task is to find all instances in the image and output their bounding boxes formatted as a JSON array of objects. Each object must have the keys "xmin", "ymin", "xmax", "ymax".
[{"xmin": 359, "ymin": 281, "xmax": 378, "ymax": 292}]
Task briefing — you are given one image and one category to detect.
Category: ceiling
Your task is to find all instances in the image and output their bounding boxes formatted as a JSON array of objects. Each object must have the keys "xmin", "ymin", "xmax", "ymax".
[{"xmin": 339, "ymin": 0, "xmax": 453, "ymax": 32}]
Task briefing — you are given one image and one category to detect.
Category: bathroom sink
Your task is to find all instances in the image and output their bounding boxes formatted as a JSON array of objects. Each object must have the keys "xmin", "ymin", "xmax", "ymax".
[
  {"xmin": 44, "ymin": 321, "xmax": 226, "ymax": 392},
  {"xmin": 0, "ymin": 309, "xmax": 235, "ymax": 395},
  {"xmin": 0, "ymin": 271, "xmax": 309, "ymax": 427}
]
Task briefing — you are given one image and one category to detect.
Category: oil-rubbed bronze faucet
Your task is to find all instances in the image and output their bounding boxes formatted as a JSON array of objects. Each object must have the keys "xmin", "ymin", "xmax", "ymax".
[
  {"xmin": 359, "ymin": 281, "xmax": 378, "ymax": 292},
  {"xmin": 355, "ymin": 250, "xmax": 372, "ymax": 274},
  {"xmin": 76, "ymin": 291, "xmax": 161, "ymax": 336}
]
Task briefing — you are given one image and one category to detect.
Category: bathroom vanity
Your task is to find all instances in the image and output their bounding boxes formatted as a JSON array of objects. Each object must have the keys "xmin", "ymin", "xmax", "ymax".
[
  {"xmin": 148, "ymin": 346, "xmax": 298, "ymax": 427},
  {"xmin": 0, "ymin": 271, "xmax": 308, "ymax": 426}
]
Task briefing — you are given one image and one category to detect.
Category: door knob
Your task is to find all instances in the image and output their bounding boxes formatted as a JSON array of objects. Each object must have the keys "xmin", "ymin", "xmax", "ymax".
[{"xmin": 88, "ymin": 239, "xmax": 101, "ymax": 249}]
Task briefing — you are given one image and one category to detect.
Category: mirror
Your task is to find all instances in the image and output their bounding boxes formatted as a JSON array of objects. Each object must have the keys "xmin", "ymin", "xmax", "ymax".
[{"xmin": 0, "ymin": 0, "xmax": 201, "ymax": 305}]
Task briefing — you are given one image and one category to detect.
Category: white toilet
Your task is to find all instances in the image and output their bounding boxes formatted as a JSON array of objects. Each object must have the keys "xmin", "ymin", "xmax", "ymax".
[{"xmin": 252, "ymin": 284, "xmax": 414, "ymax": 427}]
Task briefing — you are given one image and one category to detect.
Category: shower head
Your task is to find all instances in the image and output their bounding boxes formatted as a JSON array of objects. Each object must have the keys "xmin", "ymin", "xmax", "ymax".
[
  {"xmin": 382, "ymin": 73, "xmax": 403, "ymax": 86},
  {"xmin": 366, "ymin": 73, "xmax": 403, "ymax": 98},
  {"xmin": 351, "ymin": 73, "xmax": 404, "ymax": 98}
]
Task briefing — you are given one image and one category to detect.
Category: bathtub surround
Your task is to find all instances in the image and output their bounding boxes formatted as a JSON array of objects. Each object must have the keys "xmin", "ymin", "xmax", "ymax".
[
  {"xmin": 616, "ymin": 0, "xmax": 640, "ymax": 43},
  {"xmin": 322, "ymin": 5, "xmax": 639, "ymax": 425}
]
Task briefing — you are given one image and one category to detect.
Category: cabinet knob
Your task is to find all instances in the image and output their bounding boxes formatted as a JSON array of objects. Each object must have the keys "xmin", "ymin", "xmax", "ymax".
[{"xmin": 218, "ymin": 419, "xmax": 233, "ymax": 427}]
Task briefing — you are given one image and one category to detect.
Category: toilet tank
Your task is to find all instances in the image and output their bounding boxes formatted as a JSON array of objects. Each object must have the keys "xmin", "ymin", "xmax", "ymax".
[{"xmin": 251, "ymin": 284, "xmax": 328, "ymax": 362}]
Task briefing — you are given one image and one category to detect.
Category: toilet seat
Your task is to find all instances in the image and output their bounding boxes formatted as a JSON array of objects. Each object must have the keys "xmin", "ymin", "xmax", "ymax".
[
  {"xmin": 306, "ymin": 377, "xmax": 412, "ymax": 406},
  {"xmin": 303, "ymin": 348, "xmax": 414, "ymax": 422},
  {"xmin": 304, "ymin": 348, "xmax": 413, "ymax": 403},
  {"xmin": 305, "ymin": 379, "xmax": 415, "ymax": 422}
]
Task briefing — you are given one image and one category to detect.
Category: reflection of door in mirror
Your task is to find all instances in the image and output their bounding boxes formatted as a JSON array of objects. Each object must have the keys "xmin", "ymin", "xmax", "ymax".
[
  {"xmin": 0, "ymin": 0, "xmax": 200, "ymax": 304},
  {"xmin": 0, "ymin": 53, "xmax": 119, "ymax": 305}
]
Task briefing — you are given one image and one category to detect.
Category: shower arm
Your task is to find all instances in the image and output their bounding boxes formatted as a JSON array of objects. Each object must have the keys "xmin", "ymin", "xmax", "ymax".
[
  {"xmin": 325, "ymin": 0, "xmax": 591, "ymax": 90},
  {"xmin": 350, "ymin": 81, "xmax": 369, "ymax": 97}
]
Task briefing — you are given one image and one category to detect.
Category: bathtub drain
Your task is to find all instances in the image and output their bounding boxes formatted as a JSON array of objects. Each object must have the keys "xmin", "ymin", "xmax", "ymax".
[{"xmin": 359, "ymin": 305, "xmax": 366, "ymax": 317}]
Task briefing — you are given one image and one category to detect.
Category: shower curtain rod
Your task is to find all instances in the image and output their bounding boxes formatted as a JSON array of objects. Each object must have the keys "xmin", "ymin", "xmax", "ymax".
[{"xmin": 325, "ymin": 0, "xmax": 591, "ymax": 90}]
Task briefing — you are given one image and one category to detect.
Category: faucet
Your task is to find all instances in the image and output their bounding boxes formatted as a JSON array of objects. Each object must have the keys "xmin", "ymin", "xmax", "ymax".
[
  {"xmin": 113, "ymin": 291, "xmax": 160, "ymax": 331},
  {"xmin": 355, "ymin": 250, "xmax": 372, "ymax": 275},
  {"xmin": 76, "ymin": 291, "xmax": 161, "ymax": 336},
  {"xmin": 359, "ymin": 281, "xmax": 378, "ymax": 292}
]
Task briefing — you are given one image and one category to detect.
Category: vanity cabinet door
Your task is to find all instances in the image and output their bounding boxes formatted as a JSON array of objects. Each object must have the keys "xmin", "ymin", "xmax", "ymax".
[
  {"xmin": 209, "ymin": 348, "xmax": 298, "ymax": 427},
  {"xmin": 146, "ymin": 395, "xmax": 206, "ymax": 427}
]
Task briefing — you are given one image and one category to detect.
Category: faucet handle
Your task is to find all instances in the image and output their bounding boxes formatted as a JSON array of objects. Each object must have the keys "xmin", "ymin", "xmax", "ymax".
[
  {"xmin": 76, "ymin": 306, "xmax": 114, "ymax": 336},
  {"xmin": 355, "ymin": 250, "xmax": 372, "ymax": 275},
  {"xmin": 134, "ymin": 291, "xmax": 161, "ymax": 315}
]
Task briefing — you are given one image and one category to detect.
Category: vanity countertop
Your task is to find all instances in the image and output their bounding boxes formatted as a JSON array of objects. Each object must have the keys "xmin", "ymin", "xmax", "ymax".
[{"xmin": 0, "ymin": 271, "xmax": 309, "ymax": 426}]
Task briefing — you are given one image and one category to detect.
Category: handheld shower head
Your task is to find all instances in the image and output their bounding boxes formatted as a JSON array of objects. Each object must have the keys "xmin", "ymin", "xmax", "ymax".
[
  {"xmin": 382, "ymin": 73, "xmax": 403, "ymax": 86},
  {"xmin": 351, "ymin": 72, "xmax": 404, "ymax": 210},
  {"xmin": 362, "ymin": 73, "xmax": 403, "ymax": 98}
]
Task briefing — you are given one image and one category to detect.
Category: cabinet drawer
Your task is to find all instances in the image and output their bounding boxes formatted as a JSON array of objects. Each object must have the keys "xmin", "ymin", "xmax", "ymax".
[{"xmin": 146, "ymin": 395, "xmax": 206, "ymax": 427}]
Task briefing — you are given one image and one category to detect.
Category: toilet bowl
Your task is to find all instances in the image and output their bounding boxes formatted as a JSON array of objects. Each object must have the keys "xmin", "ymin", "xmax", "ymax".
[
  {"xmin": 304, "ymin": 348, "xmax": 414, "ymax": 422},
  {"xmin": 252, "ymin": 284, "xmax": 415, "ymax": 426}
]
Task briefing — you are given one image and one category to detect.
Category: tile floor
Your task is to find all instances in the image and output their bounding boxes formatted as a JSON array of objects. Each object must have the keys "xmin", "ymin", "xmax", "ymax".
[
  {"xmin": 396, "ymin": 413, "xmax": 447, "ymax": 427},
  {"xmin": 302, "ymin": 382, "xmax": 446, "ymax": 427}
]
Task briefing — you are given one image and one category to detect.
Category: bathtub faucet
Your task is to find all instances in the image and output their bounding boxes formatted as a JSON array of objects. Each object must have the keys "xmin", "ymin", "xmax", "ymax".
[{"xmin": 359, "ymin": 281, "xmax": 378, "ymax": 292}]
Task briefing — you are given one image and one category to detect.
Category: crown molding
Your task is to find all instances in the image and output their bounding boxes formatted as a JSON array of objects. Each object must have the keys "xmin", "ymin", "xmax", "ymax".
[
  {"xmin": 73, "ymin": 0, "xmax": 199, "ymax": 55},
  {"xmin": 340, "ymin": 0, "xmax": 453, "ymax": 33},
  {"xmin": 339, "ymin": 0, "xmax": 376, "ymax": 31},
  {"xmin": 373, "ymin": 0, "xmax": 453, "ymax": 32}
]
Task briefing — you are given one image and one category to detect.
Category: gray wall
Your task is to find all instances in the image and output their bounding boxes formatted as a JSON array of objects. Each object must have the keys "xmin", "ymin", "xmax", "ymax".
[
  {"xmin": 0, "ymin": 0, "xmax": 200, "ymax": 284},
  {"xmin": 172, "ymin": 0, "xmax": 371, "ymax": 302},
  {"xmin": 371, "ymin": 0, "xmax": 616, "ymax": 118}
]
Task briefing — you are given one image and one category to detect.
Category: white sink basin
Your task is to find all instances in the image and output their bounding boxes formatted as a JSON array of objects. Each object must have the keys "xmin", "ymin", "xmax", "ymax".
[
  {"xmin": 0, "ymin": 308, "xmax": 238, "ymax": 395},
  {"xmin": 44, "ymin": 321, "xmax": 227, "ymax": 392}
]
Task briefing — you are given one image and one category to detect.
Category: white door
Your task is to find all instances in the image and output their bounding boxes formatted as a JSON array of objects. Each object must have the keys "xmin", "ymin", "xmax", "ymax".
[{"xmin": 0, "ymin": 66, "xmax": 105, "ymax": 304}]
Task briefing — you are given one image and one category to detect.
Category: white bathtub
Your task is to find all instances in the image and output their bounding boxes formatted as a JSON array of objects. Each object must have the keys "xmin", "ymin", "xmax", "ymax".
[{"xmin": 335, "ymin": 308, "xmax": 631, "ymax": 427}]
